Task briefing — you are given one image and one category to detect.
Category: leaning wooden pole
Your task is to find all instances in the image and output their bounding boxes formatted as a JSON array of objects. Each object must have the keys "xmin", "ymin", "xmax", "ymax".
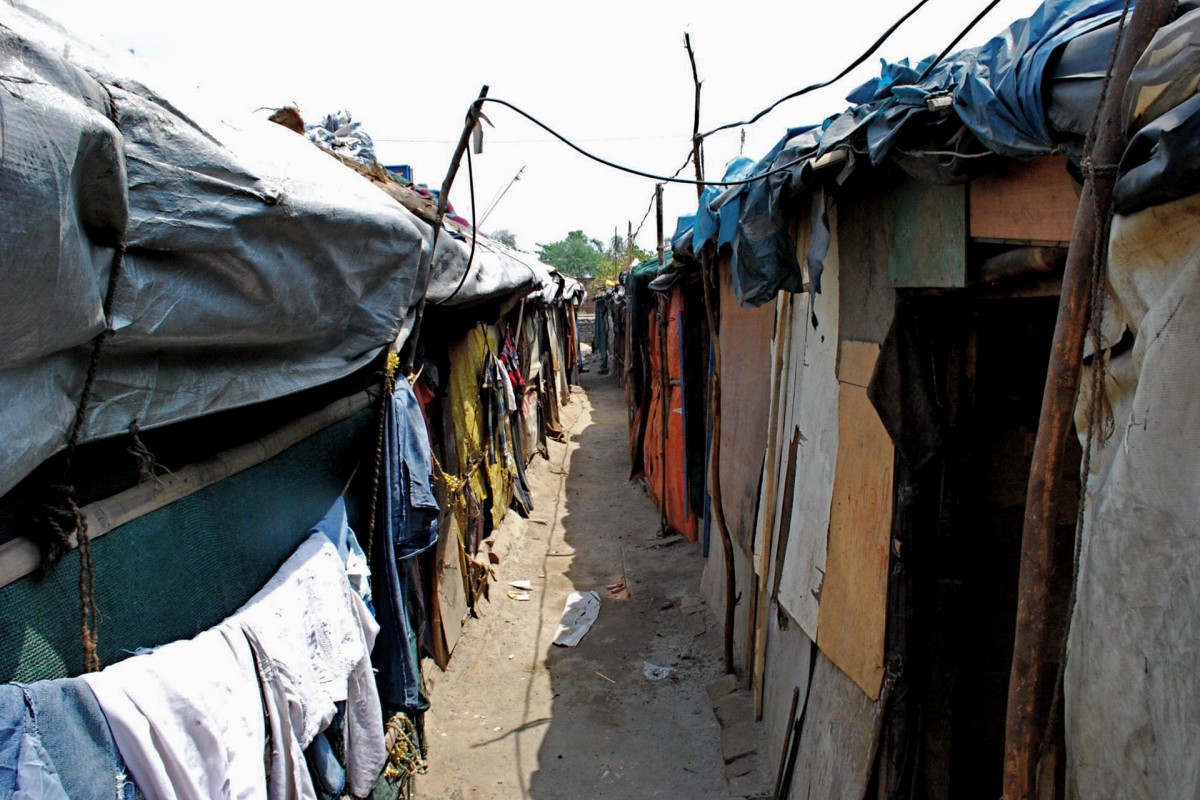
[
  {"xmin": 402, "ymin": 85, "xmax": 489, "ymax": 372},
  {"xmin": 1002, "ymin": 3, "xmax": 1173, "ymax": 797},
  {"xmin": 686, "ymin": 32, "xmax": 736, "ymax": 676}
]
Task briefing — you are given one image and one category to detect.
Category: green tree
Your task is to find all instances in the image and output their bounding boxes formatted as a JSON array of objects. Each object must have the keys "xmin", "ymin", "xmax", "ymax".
[
  {"xmin": 536, "ymin": 230, "xmax": 608, "ymax": 278},
  {"xmin": 490, "ymin": 228, "xmax": 518, "ymax": 249}
]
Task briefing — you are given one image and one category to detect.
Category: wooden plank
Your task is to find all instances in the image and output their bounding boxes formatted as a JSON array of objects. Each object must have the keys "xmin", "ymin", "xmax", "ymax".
[
  {"xmin": 889, "ymin": 179, "xmax": 966, "ymax": 288},
  {"xmin": 838, "ymin": 183, "xmax": 898, "ymax": 344},
  {"xmin": 786, "ymin": 651, "xmax": 886, "ymax": 799},
  {"xmin": 718, "ymin": 253, "xmax": 777, "ymax": 552},
  {"xmin": 817, "ymin": 341, "xmax": 894, "ymax": 699},
  {"xmin": 970, "ymin": 155, "xmax": 1078, "ymax": 244},
  {"xmin": 777, "ymin": 227, "xmax": 841, "ymax": 638},
  {"xmin": 753, "ymin": 293, "xmax": 794, "ymax": 717},
  {"xmin": 838, "ymin": 340, "xmax": 879, "ymax": 388},
  {"xmin": 431, "ymin": 513, "xmax": 468, "ymax": 667}
]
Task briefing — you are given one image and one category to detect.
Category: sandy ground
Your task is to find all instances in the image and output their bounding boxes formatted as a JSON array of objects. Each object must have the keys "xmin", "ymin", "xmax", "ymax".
[{"xmin": 415, "ymin": 369, "xmax": 729, "ymax": 799}]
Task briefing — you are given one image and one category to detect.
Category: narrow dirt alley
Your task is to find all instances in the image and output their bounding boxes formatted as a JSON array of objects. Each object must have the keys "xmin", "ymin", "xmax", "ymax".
[{"xmin": 415, "ymin": 370, "xmax": 730, "ymax": 799}]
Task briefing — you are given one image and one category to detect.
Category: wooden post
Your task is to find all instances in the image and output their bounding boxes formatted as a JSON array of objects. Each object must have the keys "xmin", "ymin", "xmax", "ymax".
[
  {"xmin": 685, "ymin": 31, "xmax": 737, "ymax": 677},
  {"xmin": 402, "ymin": 85, "xmax": 489, "ymax": 372},
  {"xmin": 1002, "ymin": 3, "xmax": 1174, "ymax": 798},
  {"xmin": 655, "ymin": 184, "xmax": 670, "ymax": 536}
]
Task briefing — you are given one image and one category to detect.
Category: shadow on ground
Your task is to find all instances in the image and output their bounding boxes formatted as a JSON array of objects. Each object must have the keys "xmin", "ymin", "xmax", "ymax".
[{"xmin": 415, "ymin": 369, "xmax": 728, "ymax": 799}]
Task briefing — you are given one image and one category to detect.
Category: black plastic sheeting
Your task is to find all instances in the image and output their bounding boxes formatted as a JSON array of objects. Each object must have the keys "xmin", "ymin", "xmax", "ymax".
[{"xmin": 1113, "ymin": 5, "xmax": 1200, "ymax": 213}]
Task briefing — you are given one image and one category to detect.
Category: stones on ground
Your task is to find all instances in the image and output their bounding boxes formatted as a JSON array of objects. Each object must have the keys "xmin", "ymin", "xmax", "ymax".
[
  {"xmin": 728, "ymin": 771, "xmax": 772, "ymax": 798},
  {"xmin": 707, "ymin": 673, "xmax": 739, "ymax": 702},
  {"xmin": 707, "ymin": 677, "xmax": 770, "ymax": 798},
  {"xmin": 679, "ymin": 595, "xmax": 705, "ymax": 615},
  {"xmin": 725, "ymin": 753, "xmax": 760, "ymax": 780},
  {"xmin": 714, "ymin": 691, "xmax": 754, "ymax": 727},
  {"xmin": 720, "ymin": 721, "xmax": 760, "ymax": 763}
]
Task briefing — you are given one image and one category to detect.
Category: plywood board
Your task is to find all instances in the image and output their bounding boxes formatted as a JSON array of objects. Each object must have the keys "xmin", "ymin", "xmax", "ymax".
[
  {"xmin": 718, "ymin": 253, "xmax": 778, "ymax": 551},
  {"xmin": 753, "ymin": 293, "xmax": 792, "ymax": 564},
  {"xmin": 817, "ymin": 341, "xmax": 894, "ymax": 700},
  {"xmin": 838, "ymin": 184, "xmax": 899, "ymax": 344},
  {"xmin": 786, "ymin": 651, "xmax": 886, "ymax": 800},
  {"xmin": 433, "ymin": 513, "xmax": 468, "ymax": 665},
  {"xmin": 888, "ymin": 179, "xmax": 967, "ymax": 288},
  {"xmin": 776, "ymin": 224, "xmax": 841, "ymax": 639},
  {"xmin": 970, "ymin": 155, "xmax": 1078, "ymax": 244}
]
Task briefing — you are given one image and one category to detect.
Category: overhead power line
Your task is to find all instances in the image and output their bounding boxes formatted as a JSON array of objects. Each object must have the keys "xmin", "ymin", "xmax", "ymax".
[
  {"xmin": 701, "ymin": 0, "xmax": 938, "ymax": 138},
  {"xmin": 478, "ymin": 97, "xmax": 810, "ymax": 188}
]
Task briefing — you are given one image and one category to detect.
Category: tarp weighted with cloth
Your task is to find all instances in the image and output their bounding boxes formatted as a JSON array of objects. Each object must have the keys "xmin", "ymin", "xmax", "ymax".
[{"xmin": 0, "ymin": 5, "xmax": 427, "ymax": 501}]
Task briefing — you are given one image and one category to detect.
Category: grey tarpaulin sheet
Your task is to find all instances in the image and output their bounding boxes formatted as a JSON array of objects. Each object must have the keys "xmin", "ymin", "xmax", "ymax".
[
  {"xmin": 423, "ymin": 232, "xmax": 581, "ymax": 309},
  {"xmin": 1065, "ymin": 192, "xmax": 1200, "ymax": 799},
  {"xmin": 0, "ymin": 5, "xmax": 427, "ymax": 497},
  {"xmin": 425, "ymin": 233, "xmax": 546, "ymax": 308}
]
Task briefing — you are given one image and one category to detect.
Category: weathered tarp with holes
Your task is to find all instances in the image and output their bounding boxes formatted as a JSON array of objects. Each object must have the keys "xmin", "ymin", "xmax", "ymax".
[
  {"xmin": 0, "ymin": 5, "xmax": 428, "ymax": 498},
  {"xmin": 1065, "ymin": 191, "xmax": 1200, "ymax": 800},
  {"xmin": 687, "ymin": 0, "xmax": 1133, "ymax": 308},
  {"xmin": 425, "ymin": 232, "xmax": 551, "ymax": 308}
]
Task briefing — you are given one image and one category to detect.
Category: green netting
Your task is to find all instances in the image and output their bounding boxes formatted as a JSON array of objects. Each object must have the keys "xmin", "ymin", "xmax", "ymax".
[
  {"xmin": 0, "ymin": 410, "xmax": 371, "ymax": 682},
  {"xmin": 630, "ymin": 251, "xmax": 673, "ymax": 279}
]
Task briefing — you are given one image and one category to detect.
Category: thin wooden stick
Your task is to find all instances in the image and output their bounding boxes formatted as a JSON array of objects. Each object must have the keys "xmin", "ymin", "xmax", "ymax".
[{"xmin": 685, "ymin": 32, "xmax": 737, "ymax": 676}]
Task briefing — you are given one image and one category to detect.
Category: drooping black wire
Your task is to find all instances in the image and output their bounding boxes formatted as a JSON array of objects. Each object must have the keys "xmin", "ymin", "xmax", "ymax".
[
  {"xmin": 480, "ymin": 97, "xmax": 808, "ymax": 188},
  {"xmin": 701, "ymin": 0, "xmax": 938, "ymax": 138},
  {"xmin": 437, "ymin": 144, "xmax": 478, "ymax": 305},
  {"xmin": 914, "ymin": 0, "xmax": 1005, "ymax": 83}
]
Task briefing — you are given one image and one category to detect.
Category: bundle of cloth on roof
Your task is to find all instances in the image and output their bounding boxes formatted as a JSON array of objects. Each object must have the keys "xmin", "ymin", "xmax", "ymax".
[
  {"xmin": 0, "ymin": 4, "xmax": 582, "ymax": 797},
  {"xmin": 623, "ymin": 1, "xmax": 1200, "ymax": 797}
]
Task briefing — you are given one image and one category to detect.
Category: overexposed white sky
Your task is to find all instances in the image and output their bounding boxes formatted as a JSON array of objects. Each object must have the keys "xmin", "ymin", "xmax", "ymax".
[{"xmin": 27, "ymin": 0, "xmax": 1042, "ymax": 252}]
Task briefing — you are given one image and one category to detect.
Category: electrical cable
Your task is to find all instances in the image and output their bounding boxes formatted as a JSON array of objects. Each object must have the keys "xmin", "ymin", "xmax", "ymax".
[
  {"xmin": 468, "ymin": 0, "xmax": 1015, "ymax": 189},
  {"xmin": 480, "ymin": 97, "xmax": 810, "ymax": 187},
  {"xmin": 700, "ymin": 0, "xmax": 938, "ymax": 138},
  {"xmin": 914, "ymin": 0, "xmax": 1005, "ymax": 83},
  {"xmin": 436, "ymin": 144, "xmax": 478, "ymax": 305},
  {"xmin": 455, "ymin": 0, "xmax": 1014, "ymax": 244}
]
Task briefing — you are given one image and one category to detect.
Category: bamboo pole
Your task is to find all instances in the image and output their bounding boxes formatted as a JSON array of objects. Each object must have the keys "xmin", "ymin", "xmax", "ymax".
[
  {"xmin": 0, "ymin": 391, "xmax": 373, "ymax": 590},
  {"xmin": 1003, "ymin": 3, "xmax": 1174, "ymax": 797}
]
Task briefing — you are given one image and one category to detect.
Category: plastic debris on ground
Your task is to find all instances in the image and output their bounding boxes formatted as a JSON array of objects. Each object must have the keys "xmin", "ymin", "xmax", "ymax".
[
  {"xmin": 642, "ymin": 662, "xmax": 676, "ymax": 681},
  {"xmin": 552, "ymin": 591, "xmax": 601, "ymax": 647}
]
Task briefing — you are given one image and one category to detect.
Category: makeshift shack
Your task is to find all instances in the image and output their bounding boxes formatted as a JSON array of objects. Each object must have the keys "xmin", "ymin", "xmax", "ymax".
[
  {"xmin": 626, "ymin": 1, "xmax": 1200, "ymax": 797},
  {"xmin": 0, "ymin": 5, "xmax": 582, "ymax": 797}
]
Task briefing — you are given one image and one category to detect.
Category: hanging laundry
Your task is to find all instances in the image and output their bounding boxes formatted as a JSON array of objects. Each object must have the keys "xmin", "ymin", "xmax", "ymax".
[
  {"xmin": 82, "ymin": 535, "xmax": 385, "ymax": 800},
  {"xmin": 313, "ymin": 496, "xmax": 373, "ymax": 610},
  {"xmin": 1, "ymin": 677, "xmax": 142, "ymax": 800},
  {"xmin": 232, "ymin": 535, "xmax": 385, "ymax": 799},
  {"xmin": 373, "ymin": 378, "xmax": 441, "ymax": 714},
  {"xmin": 499, "ymin": 328, "xmax": 527, "ymax": 393},
  {"xmin": 82, "ymin": 626, "xmax": 267, "ymax": 800}
]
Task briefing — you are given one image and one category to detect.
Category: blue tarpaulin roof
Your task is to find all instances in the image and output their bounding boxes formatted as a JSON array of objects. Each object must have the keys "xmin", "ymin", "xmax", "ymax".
[{"xmin": 685, "ymin": 0, "xmax": 1175, "ymax": 307}]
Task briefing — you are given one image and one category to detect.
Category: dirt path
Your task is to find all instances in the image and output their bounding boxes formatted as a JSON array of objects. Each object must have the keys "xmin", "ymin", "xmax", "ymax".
[{"xmin": 415, "ymin": 371, "xmax": 729, "ymax": 799}]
